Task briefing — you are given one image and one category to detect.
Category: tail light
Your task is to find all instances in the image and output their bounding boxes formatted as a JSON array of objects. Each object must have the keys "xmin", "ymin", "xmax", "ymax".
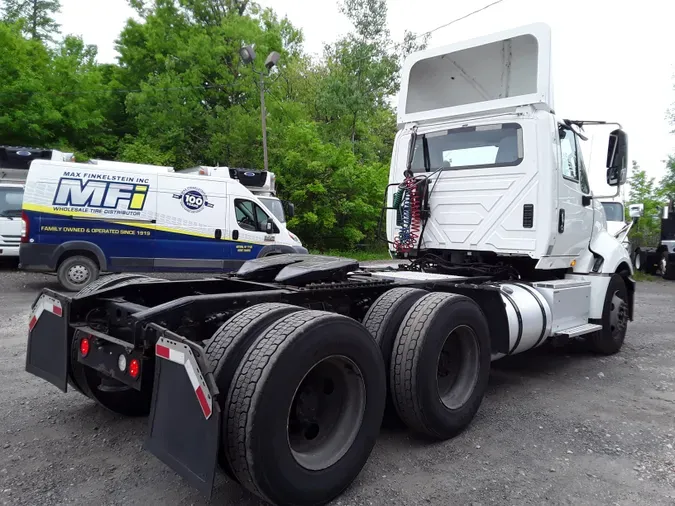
[
  {"xmin": 128, "ymin": 359, "xmax": 140, "ymax": 379},
  {"xmin": 80, "ymin": 337, "xmax": 90, "ymax": 357},
  {"xmin": 20, "ymin": 211, "xmax": 29, "ymax": 243}
]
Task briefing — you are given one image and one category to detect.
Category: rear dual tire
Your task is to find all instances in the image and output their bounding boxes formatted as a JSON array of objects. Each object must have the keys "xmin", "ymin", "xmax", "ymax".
[
  {"xmin": 389, "ymin": 292, "xmax": 491, "ymax": 439},
  {"xmin": 206, "ymin": 306, "xmax": 386, "ymax": 506}
]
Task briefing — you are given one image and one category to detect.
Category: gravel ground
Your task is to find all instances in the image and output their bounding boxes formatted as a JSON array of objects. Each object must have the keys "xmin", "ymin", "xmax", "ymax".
[{"xmin": 1, "ymin": 262, "xmax": 675, "ymax": 506}]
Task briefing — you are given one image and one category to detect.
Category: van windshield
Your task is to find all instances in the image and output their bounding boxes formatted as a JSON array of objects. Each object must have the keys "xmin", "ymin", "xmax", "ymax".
[
  {"xmin": 0, "ymin": 187, "xmax": 24, "ymax": 218},
  {"xmin": 601, "ymin": 202, "xmax": 624, "ymax": 222},
  {"xmin": 258, "ymin": 197, "xmax": 286, "ymax": 223},
  {"xmin": 409, "ymin": 123, "xmax": 523, "ymax": 173}
]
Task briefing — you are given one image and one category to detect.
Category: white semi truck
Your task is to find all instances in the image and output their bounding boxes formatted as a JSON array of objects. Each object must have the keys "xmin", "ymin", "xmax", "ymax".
[
  {"xmin": 0, "ymin": 146, "xmax": 71, "ymax": 259},
  {"xmin": 24, "ymin": 23, "xmax": 633, "ymax": 506},
  {"xmin": 185, "ymin": 165, "xmax": 294, "ymax": 224}
]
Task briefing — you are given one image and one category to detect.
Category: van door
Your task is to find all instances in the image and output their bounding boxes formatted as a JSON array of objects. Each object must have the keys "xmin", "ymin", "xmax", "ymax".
[
  {"xmin": 154, "ymin": 175, "xmax": 226, "ymax": 271},
  {"xmin": 229, "ymin": 197, "xmax": 280, "ymax": 262},
  {"xmin": 550, "ymin": 123, "xmax": 594, "ymax": 257}
]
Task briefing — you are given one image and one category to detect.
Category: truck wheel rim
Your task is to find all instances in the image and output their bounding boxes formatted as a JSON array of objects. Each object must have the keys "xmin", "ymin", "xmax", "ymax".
[
  {"xmin": 436, "ymin": 325, "xmax": 480, "ymax": 410},
  {"xmin": 609, "ymin": 292, "xmax": 628, "ymax": 336},
  {"xmin": 68, "ymin": 264, "xmax": 90, "ymax": 284},
  {"xmin": 661, "ymin": 257, "xmax": 667, "ymax": 275},
  {"xmin": 635, "ymin": 255, "xmax": 641, "ymax": 270},
  {"xmin": 287, "ymin": 355, "xmax": 366, "ymax": 471}
]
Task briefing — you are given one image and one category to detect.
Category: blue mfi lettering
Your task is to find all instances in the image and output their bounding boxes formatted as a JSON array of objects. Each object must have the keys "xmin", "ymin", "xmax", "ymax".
[{"xmin": 53, "ymin": 178, "xmax": 149, "ymax": 210}]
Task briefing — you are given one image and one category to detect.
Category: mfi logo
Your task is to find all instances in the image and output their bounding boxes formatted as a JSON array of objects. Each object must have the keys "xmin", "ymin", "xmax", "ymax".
[{"xmin": 53, "ymin": 178, "xmax": 149, "ymax": 211}]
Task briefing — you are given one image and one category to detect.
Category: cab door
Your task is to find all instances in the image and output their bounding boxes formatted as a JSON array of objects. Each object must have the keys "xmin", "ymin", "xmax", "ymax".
[
  {"xmin": 228, "ymin": 197, "xmax": 279, "ymax": 263},
  {"xmin": 550, "ymin": 124, "xmax": 594, "ymax": 257}
]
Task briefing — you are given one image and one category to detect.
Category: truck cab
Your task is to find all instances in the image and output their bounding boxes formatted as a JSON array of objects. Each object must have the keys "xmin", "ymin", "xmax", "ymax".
[
  {"xmin": 0, "ymin": 146, "xmax": 69, "ymax": 259},
  {"xmin": 386, "ymin": 23, "xmax": 632, "ymax": 279},
  {"xmin": 187, "ymin": 165, "xmax": 294, "ymax": 225}
]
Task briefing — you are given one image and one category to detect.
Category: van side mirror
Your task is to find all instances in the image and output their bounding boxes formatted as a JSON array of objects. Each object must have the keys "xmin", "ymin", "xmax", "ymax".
[
  {"xmin": 266, "ymin": 220, "xmax": 275, "ymax": 235},
  {"xmin": 286, "ymin": 202, "xmax": 295, "ymax": 219},
  {"xmin": 606, "ymin": 129, "xmax": 628, "ymax": 186}
]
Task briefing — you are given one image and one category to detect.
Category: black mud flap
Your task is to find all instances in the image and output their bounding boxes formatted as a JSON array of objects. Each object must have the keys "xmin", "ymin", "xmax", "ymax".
[
  {"xmin": 145, "ymin": 330, "xmax": 221, "ymax": 498},
  {"xmin": 25, "ymin": 290, "xmax": 71, "ymax": 392}
]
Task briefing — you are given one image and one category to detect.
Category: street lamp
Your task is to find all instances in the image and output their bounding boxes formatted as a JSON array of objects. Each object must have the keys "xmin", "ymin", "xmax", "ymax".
[{"xmin": 240, "ymin": 45, "xmax": 280, "ymax": 172}]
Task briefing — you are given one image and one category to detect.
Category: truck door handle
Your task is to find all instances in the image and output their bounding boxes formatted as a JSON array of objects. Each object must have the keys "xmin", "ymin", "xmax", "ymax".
[
  {"xmin": 558, "ymin": 209, "xmax": 565, "ymax": 233},
  {"xmin": 215, "ymin": 229, "xmax": 222, "ymax": 240},
  {"xmin": 232, "ymin": 229, "xmax": 239, "ymax": 240}
]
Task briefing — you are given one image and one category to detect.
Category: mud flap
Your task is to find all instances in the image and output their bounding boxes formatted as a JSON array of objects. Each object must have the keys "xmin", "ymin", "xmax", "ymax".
[
  {"xmin": 25, "ymin": 291, "xmax": 70, "ymax": 392},
  {"xmin": 145, "ymin": 331, "xmax": 220, "ymax": 498}
]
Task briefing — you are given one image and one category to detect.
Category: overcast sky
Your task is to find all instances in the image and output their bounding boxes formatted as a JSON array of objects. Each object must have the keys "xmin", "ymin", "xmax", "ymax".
[{"xmin": 55, "ymin": 0, "xmax": 675, "ymax": 185}]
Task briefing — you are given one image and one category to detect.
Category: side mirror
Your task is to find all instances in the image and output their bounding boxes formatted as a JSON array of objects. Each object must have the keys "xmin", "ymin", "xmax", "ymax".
[
  {"xmin": 606, "ymin": 129, "xmax": 628, "ymax": 186},
  {"xmin": 285, "ymin": 201, "xmax": 295, "ymax": 219},
  {"xmin": 265, "ymin": 220, "xmax": 275, "ymax": 235},
  {"xmin": 628, "ymin": 203, "xmax": 644, "ymax": 219}
]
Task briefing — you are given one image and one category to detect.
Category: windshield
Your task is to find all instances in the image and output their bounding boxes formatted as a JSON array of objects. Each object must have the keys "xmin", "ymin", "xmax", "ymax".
[
  {"xmin": 601, "ymin": 202, "xmax": 624, "ymax": 222},
  {"xmin": 409, "ymin": 123, "xmax": 523, "ymax": 172},
  {"xmin": 0, "ymin": 187, "xmax": 24, "ymax": 218},
  {"xmin": 258, "ymin": 197, "xmax": 286, "ymax": 223}
]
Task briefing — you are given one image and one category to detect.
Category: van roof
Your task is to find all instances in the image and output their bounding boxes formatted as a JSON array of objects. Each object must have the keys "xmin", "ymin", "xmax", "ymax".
[{"xmin": 28, "ymin": 159, "xmax": 247, "ymax": 188}]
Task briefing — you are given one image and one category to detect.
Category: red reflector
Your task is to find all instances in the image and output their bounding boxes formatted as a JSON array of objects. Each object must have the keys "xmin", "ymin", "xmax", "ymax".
[
  {"xmin": 129, "ymin": 359, "xmax": 140, "ymax": 379},
  {"xmin": 80, "ymin": 337, "xmax": 90, "ymax": 357},
  {"xmin": 28, "ymin": 315, "xmax": 37, "ymax": 331},
  {"xmin": 156, "ymin": 344, "xmax": 170, "ymax": 359},
  {"xmin": 52, "ymin": 305, "xmax": 62, "ymax": 317},
  {"xmin": 195, "ymin": 385, "xmax": 212, "ymax": 418}
]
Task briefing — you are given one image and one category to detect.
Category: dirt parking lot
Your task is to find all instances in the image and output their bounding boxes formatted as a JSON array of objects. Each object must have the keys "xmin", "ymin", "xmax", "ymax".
[{"xmin": 1, "ymin": 264, "xmax": 674, "ymax": 506}]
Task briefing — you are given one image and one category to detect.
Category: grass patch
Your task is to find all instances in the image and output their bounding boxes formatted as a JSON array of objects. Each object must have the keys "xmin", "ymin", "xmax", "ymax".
[
  {"xmin": 309, "ymin": 248, "xmax": 392, "ymax": 261},
  {"xmin": 632, "ymin": 271, "xmax": 659, "ymax": 282}
]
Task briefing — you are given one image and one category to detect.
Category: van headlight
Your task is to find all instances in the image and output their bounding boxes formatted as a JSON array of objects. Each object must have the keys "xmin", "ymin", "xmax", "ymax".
[{"xmin": 289, "ymin": 232, "xmax": 301, "ymax": 243}]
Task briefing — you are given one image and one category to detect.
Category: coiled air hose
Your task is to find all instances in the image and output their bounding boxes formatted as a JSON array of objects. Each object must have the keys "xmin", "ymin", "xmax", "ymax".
[{"xmin": 394, "ymin": 175, "xmax": 422, "ymax": 254}]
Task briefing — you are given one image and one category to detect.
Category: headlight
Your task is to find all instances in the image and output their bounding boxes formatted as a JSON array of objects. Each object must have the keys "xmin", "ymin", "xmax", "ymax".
[{"xmin": 289, "ymin": 232, "xmax": 301, "ymax": 243}]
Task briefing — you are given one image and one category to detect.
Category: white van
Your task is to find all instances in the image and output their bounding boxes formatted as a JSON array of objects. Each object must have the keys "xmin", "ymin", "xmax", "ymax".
[{"xmin": 19, "ymin": 160, "xmax": 306, "ymax": 290}]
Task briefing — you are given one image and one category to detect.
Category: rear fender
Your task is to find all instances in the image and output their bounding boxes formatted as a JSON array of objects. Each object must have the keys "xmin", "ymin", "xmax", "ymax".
[{"xmin": 144, "ymin": 326, "xmax": 221, "ymax": 498}]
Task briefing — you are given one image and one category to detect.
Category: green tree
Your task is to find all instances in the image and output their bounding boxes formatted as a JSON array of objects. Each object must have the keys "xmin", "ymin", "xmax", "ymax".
[
  {"xmin": 658, "ymin": 155, "xmax": 675, "ymax": 201},
  {"xmin": 627, "ymin": 161, "xmax": 662, "ymax": 247},
  {"xmin": 1, "ymin": 0, "xmax": 61, "ymax": 42}
]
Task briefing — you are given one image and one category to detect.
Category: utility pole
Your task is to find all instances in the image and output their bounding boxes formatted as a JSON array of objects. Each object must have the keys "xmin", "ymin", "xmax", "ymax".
[
  {"xmin": 259, "ymin": 72, "xmax": 268, "ymax": 172},
  {"xmin": 239, "ymin": 46, "xmax": 280, "ymax": 173}
]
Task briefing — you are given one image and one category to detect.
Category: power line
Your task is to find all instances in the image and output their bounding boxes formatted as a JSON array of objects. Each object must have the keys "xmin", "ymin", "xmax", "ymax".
[{"xmin": 342, "ymin": 0, "xmax": 507, "ymax": 67}]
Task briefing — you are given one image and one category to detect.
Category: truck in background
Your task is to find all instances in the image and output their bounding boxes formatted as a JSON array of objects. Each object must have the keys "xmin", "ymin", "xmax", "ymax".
[
  {"xmin": 184, "ymin": 166, "xmax": 294, "ymax": 224},
  {"xmin": 578, "ymin": 130, "xmax": 634, "ymax": 262},
  {"xmin": 24, "ymin": 23, "xmax": 635, "ymax": 506},
  {"xmin": 0, "ymin": 146, "xmax": 71, "ymax": 260},
  {"xmin": 632, "ymin": 199, "xmax": 675, "ymax": 279}
]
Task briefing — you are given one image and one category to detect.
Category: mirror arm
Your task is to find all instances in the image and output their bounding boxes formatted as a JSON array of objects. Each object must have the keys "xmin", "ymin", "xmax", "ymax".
[{"xmin": 593, "ymin": 184, "xmax": 621, "ymax": 200}]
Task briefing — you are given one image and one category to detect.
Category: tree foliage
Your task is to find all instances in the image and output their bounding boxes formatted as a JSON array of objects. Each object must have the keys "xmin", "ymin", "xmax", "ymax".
[
  {"xmin": 626, "ymin": 161, "xmax": 663, "ymax": 247},
  {"xmin": 1, "ymin": 0, "xmax": 61, "ymax": 42},
  {"xmin": 0, "ymin": 0, "xmax": 425, "ymax": 249}
]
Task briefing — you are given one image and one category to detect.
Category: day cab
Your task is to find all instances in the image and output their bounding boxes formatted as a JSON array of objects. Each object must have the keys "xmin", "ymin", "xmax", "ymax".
[{"xmin": 19, "ymin": 160, "xmax": 306, "ymax": 290}]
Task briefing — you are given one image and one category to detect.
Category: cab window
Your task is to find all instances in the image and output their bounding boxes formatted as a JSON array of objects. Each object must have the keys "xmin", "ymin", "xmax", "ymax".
[
  {"xmin": 234, "ymin": 199, "xmax": 276, "ymax": 233},
  {"xmin": 558, "ymin": 126, "xmax": 579, "ymax": 182},
  {"xmin": 576, "ymin": 136, "xmax": 591, "ymax": 195}
]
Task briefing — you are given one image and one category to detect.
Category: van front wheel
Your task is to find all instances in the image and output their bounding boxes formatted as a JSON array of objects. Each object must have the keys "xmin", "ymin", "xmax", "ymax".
[{"xmin": 57, "ymin": 255, "xmax": 100, "ymax": 291}]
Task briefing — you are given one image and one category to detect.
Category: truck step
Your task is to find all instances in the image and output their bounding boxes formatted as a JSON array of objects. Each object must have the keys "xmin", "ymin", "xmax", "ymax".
[{"xmin": 552, "ymin": 323, "xmax": 602, "ymax": 339}]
